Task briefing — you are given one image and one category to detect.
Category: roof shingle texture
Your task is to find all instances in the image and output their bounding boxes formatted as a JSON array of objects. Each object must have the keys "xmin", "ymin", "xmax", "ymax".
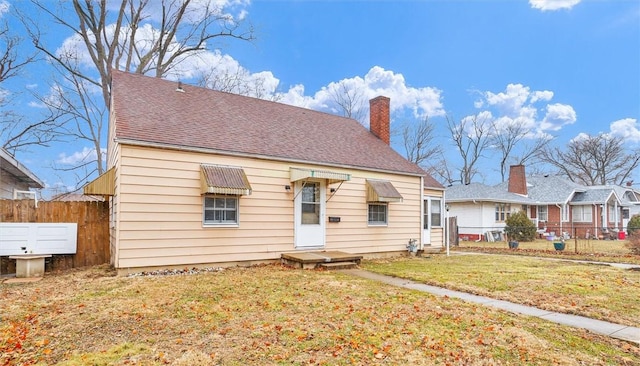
[{"xmin": 111, "ymin": 71, "xmax": 442, "ymax": 188}]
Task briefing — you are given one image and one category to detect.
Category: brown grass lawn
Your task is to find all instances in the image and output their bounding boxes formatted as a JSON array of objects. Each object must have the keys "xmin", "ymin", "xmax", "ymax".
[
  {"xmin": 456, "ymin": 238, "xmax": 640, "ymax": 265},
  {"xmin": 363, "ymin": 254, "xmax": 640, "ymax": 328},
  {"xmin": 1, "ymin": 263, "xmax": 639, "ymax": 366}
]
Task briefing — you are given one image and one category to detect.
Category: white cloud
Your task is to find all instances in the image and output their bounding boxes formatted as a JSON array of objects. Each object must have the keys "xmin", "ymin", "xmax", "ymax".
[
  {"xmin": 471, "ymin": 83, "xmax": 576, "ymax": 136},
  {"xmin": 277, "ymin": 66, "xmax": 444, "ymax": 124},
  {"xmin": 609, "ymin": 118, "xmax": 640, "ymax": 143},
  {"xmin": 529, "ymin": 0, "xmax": 581, "ymax": 11},
  {"xmin": 541, "ymin": 103, "xmax": 577, "ymax": 131},
  {"xmin": 0, "ymin": 1, "xmax": 9, "ymax": 17},
  {"xmin": 57, "ymin": 147, "xmax": 106, "ymax": 166},
  {"xmin": 570, "ymin": 132, "xmax": 590, "ymax": 143},
  {"xmin": 531, "ymin": 90, "xmax": 554, "ymax": 103}
]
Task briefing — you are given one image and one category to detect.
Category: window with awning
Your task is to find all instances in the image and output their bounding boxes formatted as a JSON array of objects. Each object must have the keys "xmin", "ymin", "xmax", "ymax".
[
  {"xmin": 290, "ymin": 168, "xmax": 350, "ymax": 184},
  {"xmin": 366, "ymin": 179, "xmax": 403, "ymax": 203},
  {"xmin": 200, "ymin": 164, "xmax": 252, "ymax": 196}
]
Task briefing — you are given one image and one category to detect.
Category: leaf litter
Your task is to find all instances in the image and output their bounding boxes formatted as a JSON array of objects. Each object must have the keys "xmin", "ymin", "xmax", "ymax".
[{"xmin": 1, "ymin": 263, "xmax": 638, "ymax": 365}]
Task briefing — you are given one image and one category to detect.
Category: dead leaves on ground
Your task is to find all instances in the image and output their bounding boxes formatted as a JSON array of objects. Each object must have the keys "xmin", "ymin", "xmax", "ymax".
[{"xmin": 1, "ymin": 263, "xmax": 639, "ymax": 365}]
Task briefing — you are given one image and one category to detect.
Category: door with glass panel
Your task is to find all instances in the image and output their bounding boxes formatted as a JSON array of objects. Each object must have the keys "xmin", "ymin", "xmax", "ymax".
[{"xmin": 294, "ymin": 180, "xmax": 325, "ymax": 248}]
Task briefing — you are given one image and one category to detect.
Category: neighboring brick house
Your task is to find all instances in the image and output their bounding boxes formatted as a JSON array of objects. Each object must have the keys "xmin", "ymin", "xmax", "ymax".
[
  {"xmin": 84, "ymin": 70, "xmax": 444, "ymax": 273},
  {"xmin": 446, "ymin": 165, "xmax": 637, "ymax": 241}
]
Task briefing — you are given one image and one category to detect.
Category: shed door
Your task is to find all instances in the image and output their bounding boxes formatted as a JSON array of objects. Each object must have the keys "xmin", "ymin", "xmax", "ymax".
[{"xmin": 294, "ymin": 181, "xmax": 325, "ymax": 248}]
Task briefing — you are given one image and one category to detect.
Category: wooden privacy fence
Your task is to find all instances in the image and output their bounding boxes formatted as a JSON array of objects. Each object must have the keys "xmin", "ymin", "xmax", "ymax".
[{"xmin": 0, "ymin": 199, "xmax": 109, "ymax": 274}]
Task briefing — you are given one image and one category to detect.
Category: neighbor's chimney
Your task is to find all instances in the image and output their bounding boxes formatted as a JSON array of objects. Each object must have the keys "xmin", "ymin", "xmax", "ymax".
[
  {"xmin": 508, "ymin": 164, "xmax": 527, "ymax": 195},
  {"xmin": 369, "ymin": 96, "xmax": 390, "ymax": 145}
]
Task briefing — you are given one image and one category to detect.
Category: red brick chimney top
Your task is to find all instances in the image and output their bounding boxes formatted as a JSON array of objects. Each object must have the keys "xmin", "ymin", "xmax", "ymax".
[
  {"xmin": 508, "ymin": 165, "xmax": 527, "ymax": 195},
  {"xmin": 369, "ymin": 96, "xmax": 390, "ymax": 145}
]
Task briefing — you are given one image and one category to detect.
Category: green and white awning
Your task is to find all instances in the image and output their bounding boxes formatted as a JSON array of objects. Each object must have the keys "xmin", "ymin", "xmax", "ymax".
[{"xmin": 290, "ymin": 168, "xmax": 351, "ymax": 184}]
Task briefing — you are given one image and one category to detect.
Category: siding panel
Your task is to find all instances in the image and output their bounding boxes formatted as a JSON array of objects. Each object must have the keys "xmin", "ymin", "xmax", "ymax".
[{"xmin": 115, "ymin": 145, "xmax": 422, "ymax": 268}]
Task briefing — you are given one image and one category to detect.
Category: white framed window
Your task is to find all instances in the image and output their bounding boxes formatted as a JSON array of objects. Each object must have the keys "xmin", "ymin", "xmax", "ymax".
[
  {"xmin": 561, "ymin": 204, "xmax": 569, "ymax": 222},
  {"xmin": 204, "ymin": 195, "xmax": 239, "ymax": 226},
  {"xmin": 368, "ymin": 203, "xmax": 388, "ymax": 226},
  {"xmin": 572, "ymin": 205, "xmax": 593, "ymax": 223},
  {"xmin": 538, "ymin": 206, "xmax": 548, "ymax": 222},
  {"xmin": 431, "ymin": 199, "xmax": 442, "ymax": 227},
  {"xmin": 495, "ymin": 203, "xmax": 511, "ymax": 222},
  {"xmin": 608, "ymin": 205, "xmax": 616, "ymax": 223}
]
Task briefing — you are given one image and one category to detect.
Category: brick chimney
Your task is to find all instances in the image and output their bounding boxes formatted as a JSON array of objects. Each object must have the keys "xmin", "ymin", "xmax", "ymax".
[
  {"xmin": 508, "ymin": 164, "xmax": 527, "ymax": 195},
  {"xmin": 369, "ymin": 96, "xmax": 390, "ymax": 145}
]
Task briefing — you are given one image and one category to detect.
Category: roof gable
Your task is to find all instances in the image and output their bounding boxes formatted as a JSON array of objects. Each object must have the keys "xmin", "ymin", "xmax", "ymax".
[{"xmin": 111, "ymin": 70, "xmax": 440, "ymax": 186}]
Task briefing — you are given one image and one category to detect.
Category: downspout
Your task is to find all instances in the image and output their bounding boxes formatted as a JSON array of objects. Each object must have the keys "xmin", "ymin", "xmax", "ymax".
[
  {"xmin": 445, "ymin": 189, "xmax": 449, "ymax": 256},
  {"xmin": 420, "ymin": 176, "xmax": 424, "ymax": 251},
  {"xmin": 593, "ymin": 203, "xmax": 598, "ymax": 238},
  {"xmin": 555, "ymin": 203, "xmax": 563, "ymax": 237}
]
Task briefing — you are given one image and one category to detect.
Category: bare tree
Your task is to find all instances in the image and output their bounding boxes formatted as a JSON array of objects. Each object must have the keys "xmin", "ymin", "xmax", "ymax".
[
  {"xmin": 328, "ymin": 83, "xmax": 367, "ymax": 124},
  {"xmin": 538, "ymin": 133, "xmax": 640, "ymax": 185},
  {"xmin": 401, "ymin": 116, "xmax": 442, "ymax": 169},
  {"xmin": 490, "ymin": 120, "xmax": 553, "ymax": 182},
  {"xmin": 0, "ymin": 20, "xmax": 65, "ymax": 154},
  {"xmin": 17, "ymin": 0, "xmax": 255, "ymax": 177},
  {"xmin": 446, "ymin": 115, "xmax": 492, "ymax": 185},
  {"xmin": 195, "ymin": 66, "xmax": 280, "ymax": 101},
  {"xmin": 0, "ymin": 23, "xmax": 35, "ymax": 83},
  {"xmin": 429, "ymin": 152, "xmax": 460, "ymax": 186}
]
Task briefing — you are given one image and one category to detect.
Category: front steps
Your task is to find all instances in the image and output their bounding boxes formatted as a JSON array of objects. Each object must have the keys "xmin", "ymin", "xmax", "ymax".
[{"xmin": 281, "ymin": 251, "xmax": 363, "ymax": 270}]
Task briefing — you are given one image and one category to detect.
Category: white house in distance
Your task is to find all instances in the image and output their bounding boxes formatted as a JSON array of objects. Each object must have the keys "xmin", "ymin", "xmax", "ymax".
[
  {"xmin": 85, "ymin": 70, "xmax": 445, "ymax": 274},
  {"xmin": 446, "ymin": 165, "xmax": 639, "ymax": 241},
  {"xmin": 0, "ymin": 148, "xmax": 44, "ymax": 200}
]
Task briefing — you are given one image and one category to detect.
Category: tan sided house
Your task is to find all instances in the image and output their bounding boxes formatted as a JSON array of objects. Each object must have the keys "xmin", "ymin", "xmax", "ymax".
[{"xmin": 85, "ymin": 70, "xmax": 444, "ymax": 273}]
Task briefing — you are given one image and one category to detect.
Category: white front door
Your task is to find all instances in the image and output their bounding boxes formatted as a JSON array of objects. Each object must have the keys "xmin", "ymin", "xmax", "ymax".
[
  {"xmin": 423, "ymin": 199, "xmax": 431, "ymax": 245},
  {"xmin": 294, "ymin": 180, "xmax": 326, "ymax": 248}
]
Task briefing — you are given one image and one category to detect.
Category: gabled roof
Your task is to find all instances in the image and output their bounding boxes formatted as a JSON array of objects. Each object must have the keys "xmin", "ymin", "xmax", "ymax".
[
  {"xmin": 523, "ymin": 175, "xmax": 585, "ymax": 204},
  {"xmin": 570, "ymin": 189, "xmax": 616, "ymax": 205},
  {"xmin": 0, "ymin": 148, "xmax": 44, "ymax": 189},
  {"xmin": 445, "ymin": 182, "xmax": 537, "ymax": 204},
  {"xmin": 617, "ymin": 186, "xmax": 640, "ymax": 205},
  {"xmin": 111, "ymin": 70, "xmax": 442, "ymax": 188},
  {"xmin": 447, "ymin": 174, "xmax": 635, "ymax": 207}
]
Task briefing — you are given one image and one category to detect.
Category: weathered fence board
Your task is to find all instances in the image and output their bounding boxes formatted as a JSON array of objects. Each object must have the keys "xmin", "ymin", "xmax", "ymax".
[{"xmin": 0, "ymin": 199, "xmax": 109, "ymax": 274}]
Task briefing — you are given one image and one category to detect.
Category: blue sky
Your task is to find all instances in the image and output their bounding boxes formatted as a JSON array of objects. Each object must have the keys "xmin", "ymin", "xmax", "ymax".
[{"xmin": 2, "ymin": 0, "xmax": 639, "ymax": 197}]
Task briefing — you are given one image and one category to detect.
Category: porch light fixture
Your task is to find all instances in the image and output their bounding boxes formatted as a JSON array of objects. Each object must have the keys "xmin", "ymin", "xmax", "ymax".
[{"xmin": 285, "ymin": 185, "xmax": 291, "ymax": 192}]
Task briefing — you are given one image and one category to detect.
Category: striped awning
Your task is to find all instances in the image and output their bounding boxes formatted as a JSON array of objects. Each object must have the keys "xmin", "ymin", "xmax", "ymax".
[
  {"xmin": 201, "ymin": 165, "xmax": 252, "ymax": 195},
  {"xmin": 83, "ymin": 167, "xmax": 115, "ymax": 196},
  {"xmin": 366, "ymin": 179, "xmax": 403, "ymax": 203},
  {"xmin": 290, "ymin": 168, "xmax": 351, "ymax": 184}
]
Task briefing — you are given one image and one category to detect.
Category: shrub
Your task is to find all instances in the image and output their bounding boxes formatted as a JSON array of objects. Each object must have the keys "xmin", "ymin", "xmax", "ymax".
[
  {"xmin": 628, "ymin": 214, "xmax": 640, "ymax": 236},
  {"xmin": 626, "ymin": 232, "xmax": 640, "ymax": 255},
  {"xmin": 504, "ymin": 210, "xmax": 536, "ymax": 242}
]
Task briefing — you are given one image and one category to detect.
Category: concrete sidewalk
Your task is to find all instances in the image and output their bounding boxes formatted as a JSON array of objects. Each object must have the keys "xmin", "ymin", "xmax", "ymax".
[{"xmin": 342, "ymin": 269, "xmax": 640, "ymax": 345}]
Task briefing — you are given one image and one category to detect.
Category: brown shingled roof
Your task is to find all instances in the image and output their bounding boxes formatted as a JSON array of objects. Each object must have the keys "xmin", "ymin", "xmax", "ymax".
[{"xmin": 111, "ymin": 70, "xmax": 443, "ymax": 188}]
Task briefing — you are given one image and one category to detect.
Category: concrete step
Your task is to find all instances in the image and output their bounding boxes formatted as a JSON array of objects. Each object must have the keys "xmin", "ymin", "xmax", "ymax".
[{"xmin": 318, "ymin": 261, "xmax": 358, "ymax": 270}]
